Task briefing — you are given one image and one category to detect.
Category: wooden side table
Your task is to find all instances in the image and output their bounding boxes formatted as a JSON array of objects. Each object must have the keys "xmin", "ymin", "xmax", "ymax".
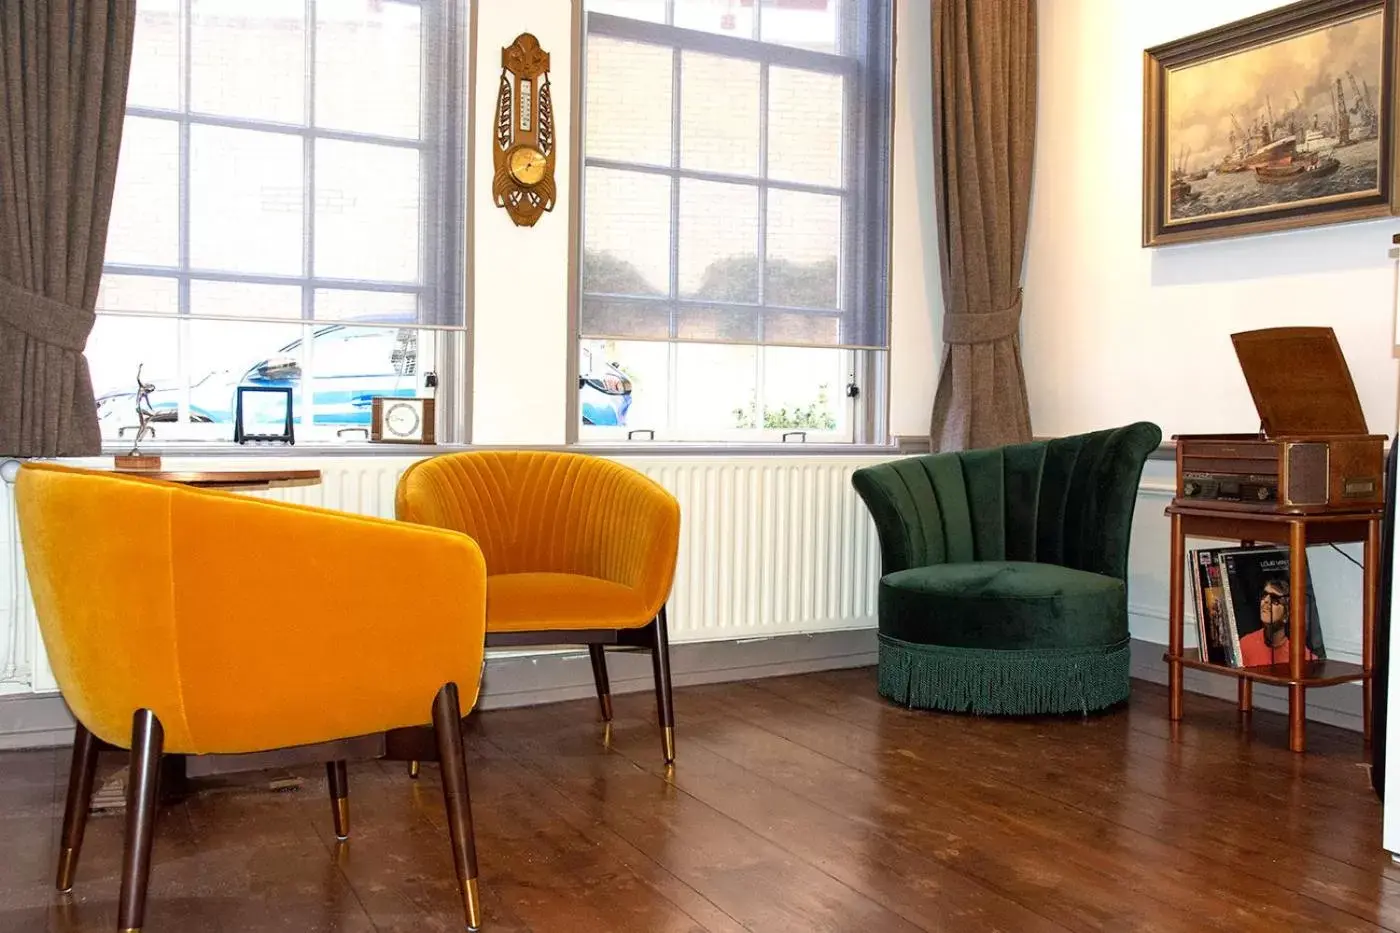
[{"xmin": 1164, "ymin": 501, "xmax": 1381, "ymax": 753}]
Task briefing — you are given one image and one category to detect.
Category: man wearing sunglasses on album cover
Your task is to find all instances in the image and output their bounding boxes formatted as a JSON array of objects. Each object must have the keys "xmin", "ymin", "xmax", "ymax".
[{"xmin": 1238, "ymin": 578, "xmax": 1317, "ymax": 667}]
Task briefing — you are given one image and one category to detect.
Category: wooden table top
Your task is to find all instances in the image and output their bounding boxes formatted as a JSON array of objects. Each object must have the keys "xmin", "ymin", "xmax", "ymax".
[{"xmin": 109, "ymin": 468, "xmax": 322, "ymax": 489}]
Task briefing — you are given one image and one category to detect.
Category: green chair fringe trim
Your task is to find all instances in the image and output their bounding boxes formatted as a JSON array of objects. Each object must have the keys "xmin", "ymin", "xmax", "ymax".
[{"xmin": 877, "ymin": 635, "xmax": 1131, "ymax": 715}]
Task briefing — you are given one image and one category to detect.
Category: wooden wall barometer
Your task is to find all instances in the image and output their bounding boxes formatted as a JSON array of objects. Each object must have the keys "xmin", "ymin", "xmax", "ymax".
[{"xmin": 493, "ymin": 33, "xmax": 556, "ymax": 227}]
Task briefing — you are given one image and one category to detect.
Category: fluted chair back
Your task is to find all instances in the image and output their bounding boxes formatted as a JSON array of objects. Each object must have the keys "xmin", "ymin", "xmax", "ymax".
[
  {"xmin": 852, "ymin": 421, "xmax": 1162, "ymax": 581},
  {"xmin": 397, "ymin": 450, "xmax": 680, "ymax": 626}
]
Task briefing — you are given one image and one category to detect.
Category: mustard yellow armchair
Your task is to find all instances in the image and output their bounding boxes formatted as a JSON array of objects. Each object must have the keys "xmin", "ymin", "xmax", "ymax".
[
  {"xmin": 393, "ymin": 451, "xmax": 681, "ymax": 764},
  {"xmin": 15, "ymin": 463, "xmax": 491, "ymax": 932}
]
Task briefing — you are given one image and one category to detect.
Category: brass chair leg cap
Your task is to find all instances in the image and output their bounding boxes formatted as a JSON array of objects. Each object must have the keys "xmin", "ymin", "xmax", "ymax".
[
  {"xmin": 335, "ymin": 798, "xmax": 350, "ymax": 840},
  {"xmin": 663, "ymin": 726, "xmax": 676, "ymax": 764},
  {"xmin": 464, "ymin": 876, "xmax": 482, "ymax": 931},
  {"xmin": 56, "ymin": 846, "xmax": 77, "ymax": 893},
  {"xmin": 408, "ymin": 760, "xmax": 421, "ymax": 779}
]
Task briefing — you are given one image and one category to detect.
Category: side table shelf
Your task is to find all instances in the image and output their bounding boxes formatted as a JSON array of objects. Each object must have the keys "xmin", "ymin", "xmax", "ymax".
[{"xmin": 1164, "ymin": 500, "xmax": 1380, "ymax": 754}]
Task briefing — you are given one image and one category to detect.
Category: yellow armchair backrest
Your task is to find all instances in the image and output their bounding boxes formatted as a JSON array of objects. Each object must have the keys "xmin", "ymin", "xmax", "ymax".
[
  {"xmin": 396, "ymin": 451, "xmax": 680, "ymax": 623},
  {"xmin": 15, "ymin": 462, "xmax": 488, "ymax": 755}
]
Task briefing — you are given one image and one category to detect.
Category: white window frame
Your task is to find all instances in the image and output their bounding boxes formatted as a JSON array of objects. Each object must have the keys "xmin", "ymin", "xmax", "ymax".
[
  {"xmin": 95, "ymin": 0, "xmax": 468, "ymax": 445},
  {"xmin": 576, "ymin": 3, "xmax": 891, "ymax": 446}
]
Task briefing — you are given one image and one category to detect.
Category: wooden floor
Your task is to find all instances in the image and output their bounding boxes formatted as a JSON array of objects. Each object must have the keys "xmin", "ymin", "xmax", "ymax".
[{"xmin": 0, "ymin": 668, "xmax": 1394, "ymax": 932}]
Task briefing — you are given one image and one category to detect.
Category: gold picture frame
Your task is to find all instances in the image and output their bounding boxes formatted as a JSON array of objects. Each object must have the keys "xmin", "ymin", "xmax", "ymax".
[{"xmin": 1143, "ymin": 0, "xmax": 1400, "ymax": 246}]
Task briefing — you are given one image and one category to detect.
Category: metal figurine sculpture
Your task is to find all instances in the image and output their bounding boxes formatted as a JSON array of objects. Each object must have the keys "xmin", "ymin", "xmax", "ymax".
[
  {"xmin": 130, "ymin": 364, "xmax": 156, "ymax": 454},
  {"xmin": 114, "ymin": 364, "xmax": 162, "ymax": 470}
]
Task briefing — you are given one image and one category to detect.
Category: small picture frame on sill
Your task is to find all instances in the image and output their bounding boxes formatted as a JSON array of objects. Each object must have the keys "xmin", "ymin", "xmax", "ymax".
[{"xmin": 234, "ymin": 386, "xmax": 295, "ymax": 445}]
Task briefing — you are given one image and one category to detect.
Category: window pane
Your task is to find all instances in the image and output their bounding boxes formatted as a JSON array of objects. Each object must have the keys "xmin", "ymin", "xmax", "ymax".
[
  {"xmin": 190, "ymin": 319, "xmax": 306, "ymax": 425},
  {"xmin": 675, "ymin": 342, "xmax": 758, "ymax": 433},
  {"xmin": 128, "ymin": 0, "xmax": 181, "ymax": 111},
  {"xmin": 315, "ymin": 140, "xmax": 421, "ymax": 283},
  {"xmin": 679, "ymin": 179, "xmax": 757, "ymax": 301},
  {"xmin": 316, "ymin": 0, "xmax": 422, "ymax": 139},
  {"xmin": 764, "ymin": 310, "xmax": 840, "ymax": 345},
  {"xmin": 761, "ymin": 0, "xmax": 843, "ymax": 54},
  {"xmin": 753, "ymin": 345, "xmax": 848, "ymax": 432},
  {"xmin": 90, "ymin": 315, "xmax": 180, "ymax": 433},
  {"xmin": 674, "ymin": 0, "xmax": 756, "ymax": 39},
  {"xmin": 584, "ymin": 168, "xmax": 671, "ymax": 296},
  {"xmin": 768, "ymin": 68, "xmax": 844, "ymax": 187},
  {"xmin": 580, "ymin": 297, "xmax": 670, "ymax": 340},
  {"xmin": 581, "ymin": 338, "xmax": 659, "ymax": 429},
  {"xmin": 106, "ymin": 117, "xmax": 179, "ymax": 267},
  {"xmin": 190, "ymin": 0, "xmax": 306, "ymax": 124},
  {"xmin": 680, "ymin": 52, "xmax": 759, "ymax": 176},
  {"xmin": 313, "ymin": 288, "xmax": 417, "ymax": 325},
  {"xmin": 96, "ymin": 275, "xmax": 179, "ymax": 315},
  {"xmin": 190, "ymin": 280, "xmax": 302, "ymax": 320},
  {"xmin": 305, "ymin": 325, "xmax": 420, "ymax": 425},
  {"xmin": 766, "ymin": 189, "xmax": 840, "ymax": 308},
  {"xmin": 190, "ymin": 125, "xmax": 304, "ymax": 275},
  {"xmin": 586, "ymin": 37, "xmax": 672, "ymax": 167},
  {"xmin": 676, "ymin": 306, "xmax": 758, "ymax": 343},
  {"xmin": 586, "ymin": 0, "xmax": 667, "ymax": 23}
]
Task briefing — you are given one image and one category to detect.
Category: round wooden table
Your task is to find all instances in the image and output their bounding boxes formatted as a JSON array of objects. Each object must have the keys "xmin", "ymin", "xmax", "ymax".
[{"xmin": 109, "ymin": 468, "xmax": 322, "ymax": 490}]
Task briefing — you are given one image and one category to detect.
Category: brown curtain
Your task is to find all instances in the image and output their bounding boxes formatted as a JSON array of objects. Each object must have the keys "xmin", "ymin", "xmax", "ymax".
[
  {"xmin": 0, "ymin": 1, "xmax": 136, "ymax": 458},
  {"xmin": 928, "ymin": 0, "xmax": 1036, "ymax": 452}
]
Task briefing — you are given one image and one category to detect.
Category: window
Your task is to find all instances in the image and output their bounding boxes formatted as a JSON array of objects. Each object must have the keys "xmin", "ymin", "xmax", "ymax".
[
  {"xmin": 89, "ymin": 0, "xmax": 467, "ymax": 444},
  {"xmin": 578, "ymin": 0, "xmax": 892, "ymax": 443}
]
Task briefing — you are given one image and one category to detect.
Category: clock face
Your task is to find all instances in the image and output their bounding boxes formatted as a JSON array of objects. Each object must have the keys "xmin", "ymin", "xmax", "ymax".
[
  {"xmin": 508, "ymin": 146, "xmax": 547, "ymax": 187},
  {"xmin": 385, "ymin": 401, "xmax": 421, "ymax": 438}
]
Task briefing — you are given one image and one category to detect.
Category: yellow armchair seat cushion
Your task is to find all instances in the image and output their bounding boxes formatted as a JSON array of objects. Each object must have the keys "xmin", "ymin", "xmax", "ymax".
[{"xmin": 487, "ymin": 572, "xmax": 652, "ymax": 632}]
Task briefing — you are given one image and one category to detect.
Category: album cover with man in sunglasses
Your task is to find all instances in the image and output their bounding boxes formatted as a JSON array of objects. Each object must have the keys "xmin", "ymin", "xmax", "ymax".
[{"xmin": 1219, "ymin": 546, "xmax": 1326, "ymax": 669}]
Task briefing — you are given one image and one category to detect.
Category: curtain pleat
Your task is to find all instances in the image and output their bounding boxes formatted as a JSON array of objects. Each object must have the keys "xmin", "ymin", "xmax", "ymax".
[
  {"xmin": 928, "ymin": 0, "xmax": 1037, "ymax": 453},
  {"xmin": 0, "ymin": 0, "xmax": 135, "ymax": 457}
]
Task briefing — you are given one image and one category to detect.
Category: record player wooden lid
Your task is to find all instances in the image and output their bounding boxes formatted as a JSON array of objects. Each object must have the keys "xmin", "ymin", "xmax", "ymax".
[{"xmin": 1230, "ymin": 326, "xmax": 1368, "ymax": 437}]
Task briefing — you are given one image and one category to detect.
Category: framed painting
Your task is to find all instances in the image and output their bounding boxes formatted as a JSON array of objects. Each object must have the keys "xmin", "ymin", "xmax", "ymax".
[{"xmin": 1143, "ymin": 0, "xmax": 1400, "ymax": 246}]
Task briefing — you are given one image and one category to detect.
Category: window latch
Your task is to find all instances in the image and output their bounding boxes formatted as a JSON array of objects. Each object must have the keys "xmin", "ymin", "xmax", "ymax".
[
  {"xmin": 627, "ymin": 429, "xmax": 655, "ymax": 440},
  {"xmin": 782, "ymin": 431, "xmax": 807, "ymax": 443},
  {"xmin": 117, "ymin": 424, "xmax": 154, "ymax": 439},
  {"xmin": 337, "ymin": 427, "xmax": 370, "ymax": 439},
  {"xmin": 846, "ymin": 382, "xmax": 860, "ymax": 399}
]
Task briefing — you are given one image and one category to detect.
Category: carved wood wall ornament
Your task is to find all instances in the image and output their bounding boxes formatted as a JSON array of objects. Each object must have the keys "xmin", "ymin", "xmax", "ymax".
[{"xmin": 493, "ymin": 33, "xmax": 556, "ymax": 227}]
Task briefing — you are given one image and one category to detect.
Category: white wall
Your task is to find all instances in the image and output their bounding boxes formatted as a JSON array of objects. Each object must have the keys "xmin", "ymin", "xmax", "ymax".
[
  {"xmin": 470, "ymin": 0, "xmax": 575, "ymax": 445},
  {"xmin": 887, "ymin": 0, "xmax": 942, "ymax": 438},
  {"xmin": 1025, "ymin": 0, "xmax": 1400, "ymax": 440},
  {"xmin": 1027, "ymin": 0, "xmax": 1396, "ymax": 681}
]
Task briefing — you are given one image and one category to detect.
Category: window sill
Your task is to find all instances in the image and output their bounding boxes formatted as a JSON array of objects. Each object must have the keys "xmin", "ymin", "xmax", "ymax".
[{"xmin": 85, "ymin": 439, "xmax": 900, "ymax": 459}]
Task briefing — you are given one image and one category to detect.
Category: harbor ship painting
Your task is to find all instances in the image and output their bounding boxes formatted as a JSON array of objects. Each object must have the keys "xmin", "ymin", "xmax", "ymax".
[{"xmin": 1144, "ymin": 0, "xmax": 1396, "ymax": 246}]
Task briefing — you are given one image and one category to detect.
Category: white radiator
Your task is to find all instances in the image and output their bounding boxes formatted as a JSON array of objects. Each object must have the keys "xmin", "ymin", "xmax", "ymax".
[{"xmin": 0, "ymin": 453, "xmax": 889, "ymax": 695}]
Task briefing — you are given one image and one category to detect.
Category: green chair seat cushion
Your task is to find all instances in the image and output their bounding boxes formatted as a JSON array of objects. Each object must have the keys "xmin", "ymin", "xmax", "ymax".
[{"xmin": 879, "ymin": 561, "xmax": 1127, "ymax": 651}]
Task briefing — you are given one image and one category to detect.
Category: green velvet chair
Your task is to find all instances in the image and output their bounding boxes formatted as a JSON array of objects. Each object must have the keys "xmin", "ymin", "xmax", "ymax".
[{"xmin": 851, "ymin": 422, "xmax": 1161, "ymax": 716}]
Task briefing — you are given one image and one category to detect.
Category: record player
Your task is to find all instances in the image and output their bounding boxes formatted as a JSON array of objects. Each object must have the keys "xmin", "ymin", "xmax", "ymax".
[{"xmin": 1173, "ymin": 326, "xmax": 1385, "ymax": 514}]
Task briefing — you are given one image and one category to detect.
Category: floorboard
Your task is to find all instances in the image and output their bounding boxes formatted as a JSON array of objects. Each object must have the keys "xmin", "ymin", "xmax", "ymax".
[{"xmin": 0, "ymin": 670, "xmax": 1391, "ymax": 932}]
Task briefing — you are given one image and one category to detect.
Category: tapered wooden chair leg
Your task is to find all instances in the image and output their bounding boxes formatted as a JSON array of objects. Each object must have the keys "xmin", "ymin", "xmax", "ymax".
[
  {"xmin": 433, "ymin": 683, "xmax": 483, "ymax": 931},
  {"xmin": 326, "ymin": 761, "xmax": 350, "ymax": 840},
  {"xmin": 588, "ymin": 644, "xmax": 613, "ymax": 722},
  {"xmin": 117, "ymin": 710, "xmax": 164, "ymax": 933},
  {"xmin": 651, "ymin": 608, "xmax": 676, "ymax": 764},
  {"xmin": 55, "ymin": 722, "xmax": 100, "ymax": 892}
]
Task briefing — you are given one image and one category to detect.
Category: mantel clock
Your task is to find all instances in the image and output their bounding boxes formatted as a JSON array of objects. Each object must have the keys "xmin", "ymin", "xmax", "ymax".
[{"xmin": 493, "ymin": 33, "xmax": 556, "ymax": 227}]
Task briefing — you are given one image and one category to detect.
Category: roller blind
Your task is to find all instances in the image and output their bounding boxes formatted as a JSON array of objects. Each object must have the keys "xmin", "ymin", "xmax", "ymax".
[
  {"xmin": 98, "ymin": 0, "xmax": 467, "ymax": 331},
  {"xmin": 579, "ymin": 0, "xmax": 892, "ymax": 351}
]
